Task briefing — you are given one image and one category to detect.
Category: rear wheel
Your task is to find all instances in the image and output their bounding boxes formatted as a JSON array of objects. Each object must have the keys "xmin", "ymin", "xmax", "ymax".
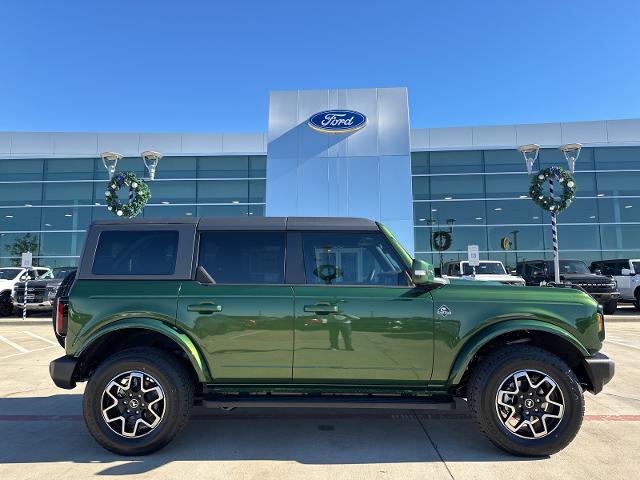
[
  {"xmin": 83, "ymin": 347, "xmax": 194, "ymax": 456},
  {"xmin": 634, "ymin": 290, "xmax": 640, "ymax": 310},
  {"xmin": 467, "ymin": 345, "xmax": 584, "ymax": 456},
  {"xmin": 603, "ymin": 301, "xmax": 617, "ymax": 315}
]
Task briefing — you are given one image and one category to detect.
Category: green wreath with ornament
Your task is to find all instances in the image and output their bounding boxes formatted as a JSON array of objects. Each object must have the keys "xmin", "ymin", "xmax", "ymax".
[
  {"xmin": 105, "ymin": 172, "xmax": 151, "ymax": 218},
  {"xmin": 432, "ymin": 231, "xmax": 452, "ymax": 251},
  {"xmin": 528, "ymin": 166, "xmax": 577, "ymax": 213}
]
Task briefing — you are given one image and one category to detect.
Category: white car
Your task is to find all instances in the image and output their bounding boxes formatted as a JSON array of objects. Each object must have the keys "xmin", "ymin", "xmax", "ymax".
[
  {"xmin": 443, "ymin": 260, "xmax": 526, "ymax": 286},
  {"xmin": 0, "ymin": 267, "xmax": 51, "ymax": 316},
  {"xmin": 590, "ymin": 259, "xmax": 640, "ymax": 309}
]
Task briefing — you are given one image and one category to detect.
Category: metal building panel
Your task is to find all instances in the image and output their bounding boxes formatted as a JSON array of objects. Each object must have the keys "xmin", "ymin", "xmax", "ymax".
[
  {"xmin": 181, "ymin": 133, "xmax": 224, "ymax": 154},
  {"xmin": 265, "ymin": 157, "xmax": 298, "ymax": 216},
  {"xmin": 139, "ymin": 133, "xmax": 182, "ymax": 155},
  {"xmin": 52, "ymin": 133, "xmax": 98, "ymax": 155},
  {"xmin": 298, "ymin": 89, "xmax": 331, "ymax": 158},
  {"xmin": 515, "ymin": 123, "xmax": 562, "ymax": 147},
  {"xmin": 347, "ymin": 156, "xmax": 380, "ymax": 219},
  {"xmin": 606, "ymin": 119, "xmax": 640, "ymax": 143},
  {"xmin": 561, "ymin": 121, "xmax": 608, "ymax": 145},
  {"xmin": 410, "ymin": 129, "xmax": 429, "ymax": 150},
  {"xmin": 472, "ymin": 125, "xmax": 517, "ymax": 148},
  {"xmin": 0, "ymin": 133, "xmax": 12, "ymax": 155},
  {"xmin": 223, "ymin": 133, "xmax": 265, "ymax": 154},
  {"xmin": 297, "ymin": 156, "xmax": 330, "ymax": 216},
  {"xmin": 11, "ymin": 132, "xmax": 54, "ymax": 154},
  {"xmin": 429, "ymin": 127, "xmax": 473, "ymax": 149},
  {"xmin": 378, "ymin": 87, "xmax": 410, "ymax": 156},
  {"xmin": 97, "ymin": 133, "xmax": 140, "ymax": 156},
  {"xmin": 345, "ymin": 88, "xmax": 379, "ymax": 157}
]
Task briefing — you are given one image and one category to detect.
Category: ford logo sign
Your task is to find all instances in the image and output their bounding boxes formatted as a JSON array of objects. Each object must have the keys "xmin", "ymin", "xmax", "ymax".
[{"xmin": 308, "ymin": 110, "xmax": 367, "ymax": 134}]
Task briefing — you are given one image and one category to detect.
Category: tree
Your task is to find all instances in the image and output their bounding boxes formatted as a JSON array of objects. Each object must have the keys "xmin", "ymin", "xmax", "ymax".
[{"xmin": 4, "ymin": 233, "xmax": 39, "ymax": 267}]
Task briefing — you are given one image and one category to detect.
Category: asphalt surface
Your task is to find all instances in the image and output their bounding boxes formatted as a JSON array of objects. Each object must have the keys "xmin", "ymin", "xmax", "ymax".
[{"xmin": 0, "ymin": 310, "xmax": 639, "ymax": 479}]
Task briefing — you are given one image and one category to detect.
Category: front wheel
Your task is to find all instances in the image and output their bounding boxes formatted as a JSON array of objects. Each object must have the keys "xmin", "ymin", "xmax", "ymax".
[
  {"xmin": 467, "ymin": 345, "xmax": 584, "ymax": 456},
  {"xmin": 603, "ymin": 301, "xmax": 617, "ymax": 315},
  {"xmin": 0, "ymin": 295, "xmax": 13, "ymax": 317},
  {"xmin": 83, "ymin": 347, "xmax": 194, "ymax": 455}
]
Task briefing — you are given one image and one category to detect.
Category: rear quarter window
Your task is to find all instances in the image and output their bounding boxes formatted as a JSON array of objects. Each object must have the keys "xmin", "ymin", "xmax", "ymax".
[{"xmin": 92, "ymin": 230, "xmax": 179, "ymax": 275}]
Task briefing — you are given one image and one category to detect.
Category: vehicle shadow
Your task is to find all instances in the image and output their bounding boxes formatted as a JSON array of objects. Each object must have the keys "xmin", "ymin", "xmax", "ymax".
[{"xmin": 0, "ymin": 395, "xmax": 540, "ymax": 475}]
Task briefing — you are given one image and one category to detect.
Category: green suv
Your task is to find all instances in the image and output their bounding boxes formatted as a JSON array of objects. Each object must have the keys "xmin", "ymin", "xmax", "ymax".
[{"xmin": 50, "ymin": 217, "xmax": 614, "ymax": 456}]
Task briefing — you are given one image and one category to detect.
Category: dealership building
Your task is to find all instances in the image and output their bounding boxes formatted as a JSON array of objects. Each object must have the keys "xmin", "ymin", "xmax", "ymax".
[{"xmin": 0, "ymin": 87, "xmax": 639, "ymax": 270}]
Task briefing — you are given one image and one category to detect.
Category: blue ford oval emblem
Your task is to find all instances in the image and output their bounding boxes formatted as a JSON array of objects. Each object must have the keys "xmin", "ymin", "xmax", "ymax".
[{"xmin": 308, "ymin": 110, "xmax": 367, "ymax": 134}]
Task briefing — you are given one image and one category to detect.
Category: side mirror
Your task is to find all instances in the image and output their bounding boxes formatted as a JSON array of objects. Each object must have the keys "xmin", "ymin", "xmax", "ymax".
[
  {"xmin": 621, "ymin": 268, "xmax": 632, "ymax": 276},
  {"xmin": 532, "ymin": 270, "xmax": 544, "ymax": 277},
  {"xmin": 412, "ymin": 259, "xmax": 435, "ymax": 285}
]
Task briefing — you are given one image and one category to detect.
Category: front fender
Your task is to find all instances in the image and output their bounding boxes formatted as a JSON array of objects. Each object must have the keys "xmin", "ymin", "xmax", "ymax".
[
  {"xmin": 446, "ymin": 319, "xmax": 590, "ymax": 387},
  {"xmin": 75, "ymin": 318, "xmax": 211, "ymax": 383}
]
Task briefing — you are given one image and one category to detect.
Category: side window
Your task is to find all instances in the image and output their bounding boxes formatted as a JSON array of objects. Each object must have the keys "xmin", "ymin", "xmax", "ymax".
[
  {"xmin": 92, "ymin": 230, "xmax": 179, "ymax": 275},
  {"xmin": 301, "ymin": 232, "xmax": 409, "ymax": 286},
  {"xmin": 198, "ymin": 231, "xmax": 285, "ymax": 284}
]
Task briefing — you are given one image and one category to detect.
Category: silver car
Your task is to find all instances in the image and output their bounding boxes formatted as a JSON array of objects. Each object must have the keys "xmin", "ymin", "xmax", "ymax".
[{"xmin": 590, "ymin": 259, "xmax": 640, "ymax": 309}]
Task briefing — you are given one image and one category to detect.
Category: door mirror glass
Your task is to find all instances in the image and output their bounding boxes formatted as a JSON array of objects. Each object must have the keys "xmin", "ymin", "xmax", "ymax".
[
  {"xmin": 621, "ymin": 268, "xmax": 632, "ymax": 276},
  {"xmin": 412, "ymin": 259, "xmax": 435, "ymax": 285}
]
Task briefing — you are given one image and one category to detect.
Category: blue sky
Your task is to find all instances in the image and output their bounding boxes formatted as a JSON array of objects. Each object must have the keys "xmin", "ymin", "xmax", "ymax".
[{"xmin": 1, "ymin": 0, "xmax": 639, "ymax": 132}]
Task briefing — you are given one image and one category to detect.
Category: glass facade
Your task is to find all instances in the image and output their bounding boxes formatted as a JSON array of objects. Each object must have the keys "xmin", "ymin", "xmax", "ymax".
[
  {"xmin": 0, "ymin": 155, "xmax": 266, "ymax": 267},
  {"xmin": 412, "ymin": 146, "xmax": 640, "ymax": 271}
]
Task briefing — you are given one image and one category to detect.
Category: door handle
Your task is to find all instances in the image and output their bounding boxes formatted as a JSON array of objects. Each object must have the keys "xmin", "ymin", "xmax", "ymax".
[
  {"xmin": 187, "ymin": 303, "xmax": 222, "ymax": 314},
  {"xmin": 304, "ymin": 304, "xmax": 338, "ymax": 313}
]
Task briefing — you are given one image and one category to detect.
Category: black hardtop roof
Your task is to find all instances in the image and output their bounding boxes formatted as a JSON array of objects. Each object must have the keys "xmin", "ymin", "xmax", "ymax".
[
  {"xmin": 516, "ymin": 259, "xmax": 585, "ymax": 265},
  {"xmin": 91, "ymin": 216, "xmax": 379, "ymax": 231}
]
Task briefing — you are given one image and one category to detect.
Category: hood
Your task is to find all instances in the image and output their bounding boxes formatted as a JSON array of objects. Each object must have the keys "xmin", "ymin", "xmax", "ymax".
[{"xmin": 0, "ymin": 279, "xmax": 14, "ymax": 290}]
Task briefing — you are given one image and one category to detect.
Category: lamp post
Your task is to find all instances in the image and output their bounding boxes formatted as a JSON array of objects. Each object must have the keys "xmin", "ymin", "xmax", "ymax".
[
  {"xmin": 518, "ymin": 143, "xmax": 581, "ymax": 284},
  {"xmin": 141, "ymin": 151, "xmax": 163, "ymax": 180},
  {"xmin": 510, "ymin": 229, "xmax": 519, "ymax": 267},
  {"xmin": 100, "ymin": 151, "xmax": 122, "ymax": 180}
]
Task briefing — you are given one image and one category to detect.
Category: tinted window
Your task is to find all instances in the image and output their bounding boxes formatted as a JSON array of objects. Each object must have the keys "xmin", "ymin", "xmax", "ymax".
[
  {"xmin": 302, "ymin": 232, "xmax": 408, "ymax": 286},
  {"xmin": 198, "ymin": 232, "xmax": 285, "ymax": 284},
  {"xmin": 92, "ymin": 231, "xmax": 179, "ymax": 275}
]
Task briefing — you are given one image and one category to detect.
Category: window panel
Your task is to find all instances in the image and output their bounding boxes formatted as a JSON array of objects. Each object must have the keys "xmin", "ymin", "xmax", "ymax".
[
  {"xmin": 0, "ymin": 159, "xmax": 43, "ymax": 181},
  {"xmin": 92, "ymin": 230, "xmax": 179, "ymax": 275},
  {"xmin": 198, "ymin": 231, "xmax": 285, "ymax": 284},
  {"xmin": 44, "ymin": 158, "xmax": 94, "ymax": 180},
  {"xmin": 411, "ymin": 152, "xmax": 429, "ymax": 175},
  {"xmin": 429, "ymin": 151, "xmax": 483, "ymax": 174},
  {"xmin": 249, "ymin": 156, "xmax": 266, "ymax": 178},
  {"xmin": 198, "ymin": 156, "xmax": 249, "ymax": 178},
  {"xmin": 595, "ymin": 147, "xmax": 640, "ymax": 170},
  {"xmin": 301, "ymin": 232, "xmax": 408, "ymax": 286},
  {"xmin": 197, "ymin": 180, "xmax": 249, "ymax": 203},
  {"xmin": 43, "ymin": 182, "xmax": 93, "ymax": 205},
  {"xmin": 430, "ymin": 175, "xmax": 484, "ymax": 199},
  {"xmin": 41, "ymin": 207, "xmax": 92, "ymax": 231},
  {"xmin": 600, "ymin": 224, "xmax": 640, "ymax": 250},
  {"xmin": 597, "ymin": 198, "xmax": 640, "ymax": 223}
]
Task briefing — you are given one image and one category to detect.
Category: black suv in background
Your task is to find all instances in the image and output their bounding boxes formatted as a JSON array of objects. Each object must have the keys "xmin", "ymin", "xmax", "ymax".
[{"xmin": 516, "ymin": 259, "xmax": 620, "ymax": 314}]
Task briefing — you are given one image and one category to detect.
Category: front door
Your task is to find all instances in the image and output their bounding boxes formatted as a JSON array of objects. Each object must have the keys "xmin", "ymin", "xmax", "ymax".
[
  {"xmin": 177, "ymin": 231, "xmax": 294, "ymax": 383},
  {"xmin": 292, "ymin": 231, "xmax": 434, "ymax": 384}
]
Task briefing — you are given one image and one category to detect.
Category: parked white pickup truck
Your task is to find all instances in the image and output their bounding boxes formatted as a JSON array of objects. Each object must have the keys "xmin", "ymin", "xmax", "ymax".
[
  {"xmin": 0, "ymin": 267, "xmax": 51, "ymax": 316},
  {"xmin": 442, "ymin": 260, "xmax": 526, "ymax": 286}
]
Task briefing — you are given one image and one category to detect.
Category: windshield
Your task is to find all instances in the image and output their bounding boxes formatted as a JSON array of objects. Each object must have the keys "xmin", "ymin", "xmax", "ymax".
[
  {"xmin": 546, "ymin": 260, "xmax": 590, "ymax": 275},
  {"xmin": 462, "ymin": 262, "xmax": 506, "ymax": 275},
  {"xmin": 0, "ymin": 268, "xmax": 21, "ymax": 280}
]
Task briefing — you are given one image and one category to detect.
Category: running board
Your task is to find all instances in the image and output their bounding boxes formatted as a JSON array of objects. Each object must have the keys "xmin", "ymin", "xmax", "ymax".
[{"xmin": 202, "ymin": 394, "xmax": 456, "ymax": 410}]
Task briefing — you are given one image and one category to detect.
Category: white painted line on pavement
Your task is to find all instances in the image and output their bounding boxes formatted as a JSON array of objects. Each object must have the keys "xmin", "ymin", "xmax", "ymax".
[
  {"xmin": 606, "ymin": 339, "xmax": 640, "ymax": 351},
  {"xmin": 0, "ymin": 334, "xmax": 28, "ymax": 353},
  {"xmin": 0, "ymin": 345, "xmax": 55, "ymax": 360},
  {"xmin": 21, "ymin": 330, "xmax": 59, "ymax": 347}
]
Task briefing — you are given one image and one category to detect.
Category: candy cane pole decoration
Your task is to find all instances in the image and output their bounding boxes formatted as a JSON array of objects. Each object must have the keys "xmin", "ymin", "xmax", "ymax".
[{"xmin": 549, "ymin": 176, "xmax": 560, "ymax": 284}]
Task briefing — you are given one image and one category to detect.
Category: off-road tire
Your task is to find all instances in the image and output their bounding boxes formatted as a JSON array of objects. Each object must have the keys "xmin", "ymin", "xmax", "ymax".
[
  {"xmin": 634, "ymin": 290, "xmax": 640, "ymax": 310},
  {"xmin": 603, "ymin": 301, "xmax": 617, "ymax": 315},
  {"xmin": 0, "ymin": 294, "xmax": 13, "ymax": 317},
  {"xmin": 467, "ymin": 345, "xmax": 584, "ymax": 456},
  {"xmin": 83, "ymin": 347, "xmax": 194, "ymax": 456}
]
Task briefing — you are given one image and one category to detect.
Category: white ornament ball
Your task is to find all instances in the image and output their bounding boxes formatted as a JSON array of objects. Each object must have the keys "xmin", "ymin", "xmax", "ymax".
[
  {"xmin": 132, "ymin": 182, "xmax": 138, "ymax": 188},
  {"xmin": 549, "ymin": 205, "xmax": 555, "ymax": 211},
  {"xmin": 559, "ymin": 177, "xmax": 564, "ymax": 183},
  {"xmin": 567, "ymin": 181, "xmax": 575, "ymax": 188},
  {"xmin": 538, "ymin": 195, "xmax": 544, "ymax": 200},
  {"xmin": 107, "ymin": 206, "xmax": 112, "ymax": 211},
  {"xmin": 117, "ymin": 210, "xmax": 123, "ymax": 216},
  {"xmin": 538, "ymin": 174, "xmax": 544, "ymax": 180},
  {"xmin": 111, "ymin": 183, "xmax": 117, "ymax": 189},
  {"xmin": 105, "ymin": 191, "xmax": 111, "ymax": 197}
]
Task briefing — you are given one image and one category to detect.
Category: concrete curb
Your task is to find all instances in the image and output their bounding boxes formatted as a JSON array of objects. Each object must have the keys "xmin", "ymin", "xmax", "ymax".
[{"xmin": 0, "ymin": 319, "xmax": 51, "ymax": 326}]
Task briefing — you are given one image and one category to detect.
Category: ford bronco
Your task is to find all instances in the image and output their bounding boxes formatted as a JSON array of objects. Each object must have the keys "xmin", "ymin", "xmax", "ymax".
[{"xmin": 50, "ymin": 217, "xmax": 614, "ymax": 456}]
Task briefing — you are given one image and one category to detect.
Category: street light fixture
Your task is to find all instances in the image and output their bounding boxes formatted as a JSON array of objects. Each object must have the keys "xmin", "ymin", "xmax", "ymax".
[
  {"xmin": 141, "ymin": 151, "xmax": 163, "ymax": 180},
  {"xmin": 559, "ymin": 143, "xmax": 582, "ymax": 174},
  {"xmin": 100, "ymin": 151, "xmax": 122, "ymax": 179},
  {"xmin": 518, "ymin": 144, "xmax": 540, "ymax": 175}
]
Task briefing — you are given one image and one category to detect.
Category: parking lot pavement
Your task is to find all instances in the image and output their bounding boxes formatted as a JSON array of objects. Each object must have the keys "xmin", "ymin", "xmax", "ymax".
[{"xmin": 0, "ymin": 323, "xmax": 639, "ymax": 480}]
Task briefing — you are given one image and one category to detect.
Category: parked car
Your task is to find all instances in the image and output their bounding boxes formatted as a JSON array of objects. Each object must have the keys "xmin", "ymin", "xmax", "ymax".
[
  {"xmin": 13, "ymin": 267, "xmax": 75, "ymax": 314},
  {"xmin": 443, "ymin": 260, "xmax": 526, "ymax": 286},
  {"xmin": 516, "ymin": 259, "xmax": 620, "ymax": 314},
  {"xmin": 0, "ymin": 266, "xmax": 51, "ymax": 316},
  {"xmin": 50, "ymin": 217, "xmax": 613, "ymax": 457},
  {"xmin": 590, "ymin": 259, "xmax": 640, "ymax": 310}
]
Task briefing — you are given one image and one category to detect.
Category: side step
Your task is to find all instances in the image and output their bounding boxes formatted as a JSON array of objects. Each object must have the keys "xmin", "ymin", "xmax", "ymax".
[{"xmin": 202, "ymin": 394, "xmax": 456, "ymax": 410}]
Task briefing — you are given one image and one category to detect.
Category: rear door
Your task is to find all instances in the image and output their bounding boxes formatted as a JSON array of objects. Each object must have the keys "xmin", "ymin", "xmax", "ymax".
[
  {"xmin": 177, "ymin": 231, "xmax": 294, "ymax": 383},
  {"xmin": 292, "ymin": 231, "xmax": 434, "ymax": 384}
]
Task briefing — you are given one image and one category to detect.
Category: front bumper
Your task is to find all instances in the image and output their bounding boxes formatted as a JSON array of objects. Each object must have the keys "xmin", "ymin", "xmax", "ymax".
[
  {"xmin": 589, "ymin": 292, "xmax": 620, "ymax": 303},
  {"xmin": 582, "ymin": 353, "xmax": 615, "ymax": 394},
  {"xmin": 49, "ymin": 355, "xmax": 78, "ymax": 389}
]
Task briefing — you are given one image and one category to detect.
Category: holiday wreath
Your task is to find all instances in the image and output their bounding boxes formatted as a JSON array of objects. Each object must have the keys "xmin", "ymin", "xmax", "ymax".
[
  {"xmin": 105, "ymin": 172, "xmax": 151, "ymax": 218},
  {"xmin": 528, "ymin": 166, "xmax": 576, "ymax": 213}
]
